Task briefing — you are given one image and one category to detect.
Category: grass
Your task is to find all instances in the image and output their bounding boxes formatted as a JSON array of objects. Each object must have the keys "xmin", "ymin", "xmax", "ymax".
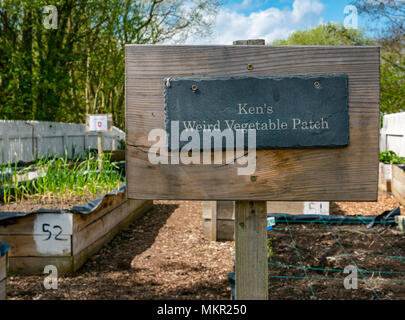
[{"xmin": 0, "ymin": 151, "xmax": 124, "ymax": 205}]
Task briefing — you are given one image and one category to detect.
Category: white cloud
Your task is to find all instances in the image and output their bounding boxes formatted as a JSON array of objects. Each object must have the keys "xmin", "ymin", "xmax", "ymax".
[{"xmin": 185, "ymin": 0, "xmax": 325, "ymax": 45}]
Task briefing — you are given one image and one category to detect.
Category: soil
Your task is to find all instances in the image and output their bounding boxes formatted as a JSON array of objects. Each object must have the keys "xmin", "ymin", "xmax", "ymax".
[
  {"xmin": 269, "ymin": 224, "xmax": 405, "ymax": 300},
  {"xmin": 5, "ymin": 192, "xmax": 405, "ymax": 300},
  {"xmin": 0, "ymin": 194, "xmax": 101, "ymax": 212}
]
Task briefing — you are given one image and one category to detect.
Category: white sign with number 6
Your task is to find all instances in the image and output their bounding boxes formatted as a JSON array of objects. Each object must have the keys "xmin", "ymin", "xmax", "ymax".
[{"xmin": 303, "ymin": 202, "xmax": 330, "ymax": 215}]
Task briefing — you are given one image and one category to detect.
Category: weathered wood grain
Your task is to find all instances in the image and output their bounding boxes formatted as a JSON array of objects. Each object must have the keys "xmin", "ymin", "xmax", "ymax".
[
  {"xmin": 203, "ymin": 219, "xmax": 234, "ymax": 241},
  {"xmin": 233, "ymin": 40, "xmax": 268, "ymax": 302},
  {"xmin": 0, "ymin": 235, "xmax": 72, "ymax": 257},
  {"xmin": 0, "ymin": 253, "xmax": 7, "ymax": 299},
  {"xmin": 391, "ymin": 164, "xmax": 405, "ymax": 209},
  {"xmin": 267, "ymin": 201, "xmax": 330, "ymax": 215},
  {"xmin": 378, "ymin": 162, "xmax": 392, "ymax": 192},
  {"xmin": 0, "ymin": 279, "xmax": 6, "ymax": 300},
  {"xmin": 267, "ymin": 201, "xmax": 305, "ymax": 214},
  {"xmin": 0, "ymin": 213, "xmax": 73, "ymax": 235},
  {"xmin": 125, "ymin": 45, "xmax": 380, "ymax": 201},
  {"xmin": 73, "ymin": 191, "xmax": 126, "ymax": 232},
  {"xmin": 0, "ymin": 254, "xmax": 6, "ymax": 283},
  {"xmin": 233, "ymin": 40, "xmax": 265, "ymax": 45},
  {"xmin": 210, "ymin": 201, "xmax": 217, "ymax": 241},
  {"xmin": 8, "ymin": 256, "xmax": 73, "ymax": 275},
  {"xmin": 203, "ymin": 201, "xmax": 235, "ymax": 241},
  {"xmin": 0, "ymin": 195, "xmax": 151, "ymax": 274},
  {"xmin": 235, "ymin": 201, "xmax": 268, "ymax": 300},
  {"xmin": 202, "ymin": 201, "xmax": 235, "ymax": 220},
  {"xmin": 0, "ymin": 215, "xmax": 39, "ymax": 235}
]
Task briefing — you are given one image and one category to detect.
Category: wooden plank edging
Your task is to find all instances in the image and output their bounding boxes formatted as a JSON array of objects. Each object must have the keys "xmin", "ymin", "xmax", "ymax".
[
  {"xmin": 0, "ymin": 252, "xmax": 8, "ymax": 300},
  {"xmin": 72, "ymin": 199, "xmax": 152, "ymax": 272},
  {"xmin": 2, "ymin": 198, "xmax": 152, "ymax": 275},
  {"xmin": 392, "ymin": 164, "xmax": 405, "ymax": 213}
]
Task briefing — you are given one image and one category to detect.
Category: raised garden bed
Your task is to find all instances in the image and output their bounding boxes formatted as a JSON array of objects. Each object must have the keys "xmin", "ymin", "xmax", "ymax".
[
  {"xmin": 202, "ymin": 201, "xmax": 331, "ymax": 242},
  {"xmin": 379, "ymin": 162, "xmax": 392, "ymax": 193},
  {"xmin": 0, "ymin": 186, "xmax": 152, "ymax": 275},
  {"xmin": 391, "ymin": 164, "xmax": 405, "ymax": 211},
  {"xmin": 202, "ymin": 201, "xmax": 235, "ymax": 241},
  {"xmin": 0, "ymin": 243, "xmax": 8, "ymax": 300},
  {"xmin": 268, "ymin": 223, "xmax": 405, "ymax": 299},
  {"xmin": 6, "ymin": 200, "xmax": 405, "ymax": 300},
  {"xmin": 378, "ymin": 151, "xmax": 405, "ymax": 194}
]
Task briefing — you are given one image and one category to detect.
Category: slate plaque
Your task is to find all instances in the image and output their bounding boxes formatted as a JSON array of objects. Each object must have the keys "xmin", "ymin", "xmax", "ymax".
[{"xmin": 164, "ymin": 75, "xmax": 349, "ymax": 151}]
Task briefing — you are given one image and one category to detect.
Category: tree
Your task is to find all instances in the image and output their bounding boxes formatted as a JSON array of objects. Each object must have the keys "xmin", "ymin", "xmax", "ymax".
[
  {"xmin": 353, "ymin": 0, "xmax": 405, "ymax": 115},
  {"xmin": 272, "ymin": 20, "xmax": 404, "ymax": 120},
  {"xmin": 271, "ymin": 23, "xmax": 373, "ymax": 46},
  {"xmin": 0, "ymin": 0, "xmax": 221, "ymax": 129}
]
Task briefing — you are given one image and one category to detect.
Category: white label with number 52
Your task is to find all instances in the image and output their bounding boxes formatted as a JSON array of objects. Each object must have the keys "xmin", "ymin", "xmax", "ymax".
[{"xmin": 34, "ymin": 214, "xmax": 73, "ymax": 255}]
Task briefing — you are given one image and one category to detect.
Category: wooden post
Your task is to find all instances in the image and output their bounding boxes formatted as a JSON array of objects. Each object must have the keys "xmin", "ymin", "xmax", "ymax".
[
  {"xmin": 235, "ymin": 201, "xmax": 268, "ymax": 300},
  {"xmin": 233, "ymin": 39, "xmax": 268, "ymax": 300},
  {"xmin": 97, "ymin": 131, "xmax": 103, "ymax": 170},
  {"xmin": 202, "ymin": 201, "xmax": 235, "ymax": 241},
  {"xmin": 0, "ymin": 251, "xmax": 7, "ymax": 300},
  {"xmin": 211, "ymin": 201, "xmax": 217, "ymax": 241}
]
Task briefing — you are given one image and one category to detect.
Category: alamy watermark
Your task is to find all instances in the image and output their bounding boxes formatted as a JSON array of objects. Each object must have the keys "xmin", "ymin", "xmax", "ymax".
[
  {"xmin": 43, "ymin": 5, "xmax": 58, "ymax": 30},
  {"xmin": 344, "ymin": 5, "xmax": 358, "ymax": 29},
  {"xmin": 43, "ymin": 265, "xmax": 58, "ymax": 290},
  {"xmin": 148, "ymin": 121, "xmax": 257, "ymax": 176},
  {"xmin": 343, "ymin": 265, "xmax": 358, "ymax": 289}
]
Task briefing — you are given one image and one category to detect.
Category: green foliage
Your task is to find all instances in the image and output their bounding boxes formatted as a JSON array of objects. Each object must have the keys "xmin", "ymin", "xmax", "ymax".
[
  {"xmin": 271, "ymin": 22, "xmax": 404, "ymax": 123},
  {"xmin": 117, "ymin": 139, "xmax": 126, "ymax": 151},
  {"xmin": 379, "ymin": 38, "xmax": 405, "ymax": 116},
  {"xmin": 379, "ymin": 151, "xmax": 405, "ymax": 164},
  {"xmin": 0, "ymin": 152, "xmax": 125, "ymax": 204},
  {"xmin": 271, "ymin": 23, "xmax": 373, "ymax": 46},
  {"xmin": 353, "ymin": 0, "xmax": 405, "ymax": 117},
  {"xmin": 0, "ymin": 0, "xmax": 220, "ymax": 129}
]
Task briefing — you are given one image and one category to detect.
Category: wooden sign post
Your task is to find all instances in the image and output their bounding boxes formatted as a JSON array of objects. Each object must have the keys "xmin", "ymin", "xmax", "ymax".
[
  {"xmin": 125, "ymin": 42, "xmax": 380, "ymax": 299},
  {"xmin": 86, "ymin": 114, "xmax": 113, "ymax": 170},
  {"xmin": 233, "ymin": 39, "xmax": 268, "ymax": 300}
]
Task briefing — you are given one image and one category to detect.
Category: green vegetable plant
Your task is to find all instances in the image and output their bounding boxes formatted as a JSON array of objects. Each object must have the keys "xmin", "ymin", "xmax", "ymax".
[
  {"xmin": 0, "ymin": 152, "xmax": 124, "ymax": 205},
  {"xmin": 379, "ymin": 151, "xmax": 405, "ymax": 164}
]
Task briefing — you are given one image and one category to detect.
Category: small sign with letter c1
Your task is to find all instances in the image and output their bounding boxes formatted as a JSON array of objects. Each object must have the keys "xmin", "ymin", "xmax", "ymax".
[{"xmin": 86, "ymin": 114, "xmax": 112, "ymax": 132}]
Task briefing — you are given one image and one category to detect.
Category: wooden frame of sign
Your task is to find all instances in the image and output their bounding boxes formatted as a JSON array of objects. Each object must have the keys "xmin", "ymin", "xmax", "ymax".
[
  {"xmin": 125, "ymin": 44, "xmax": 380, "ymax": 201},
  {"xmin": 0, "ymin": 251, "xmax": 7, "ymax": 300},
  {"xmin": 125, "ymin": 43, "xmax": 380, "ymax": 300}
]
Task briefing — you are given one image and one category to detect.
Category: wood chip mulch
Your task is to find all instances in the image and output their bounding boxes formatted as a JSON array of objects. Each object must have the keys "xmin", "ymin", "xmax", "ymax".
[
  {"xmin": 332, "ymin": 191, "xmax": 404, "ymax": 216},
  {"xmin": 7, "ymin": 201, "xmax": 234, "ymax": 300},
  {"xmin": 6, "ymin": 191, "xmax": 404, "ymax": 300}
]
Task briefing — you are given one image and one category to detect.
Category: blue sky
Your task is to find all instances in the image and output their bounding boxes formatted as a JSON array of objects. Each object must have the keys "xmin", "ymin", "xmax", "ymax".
[
  {"xmin": 185, "ymin": 0, "xmax": 376, "ymax": 44},
  {"xmin": 224, "ymin": 0, "xmax": 359, "ymax": 25}
]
